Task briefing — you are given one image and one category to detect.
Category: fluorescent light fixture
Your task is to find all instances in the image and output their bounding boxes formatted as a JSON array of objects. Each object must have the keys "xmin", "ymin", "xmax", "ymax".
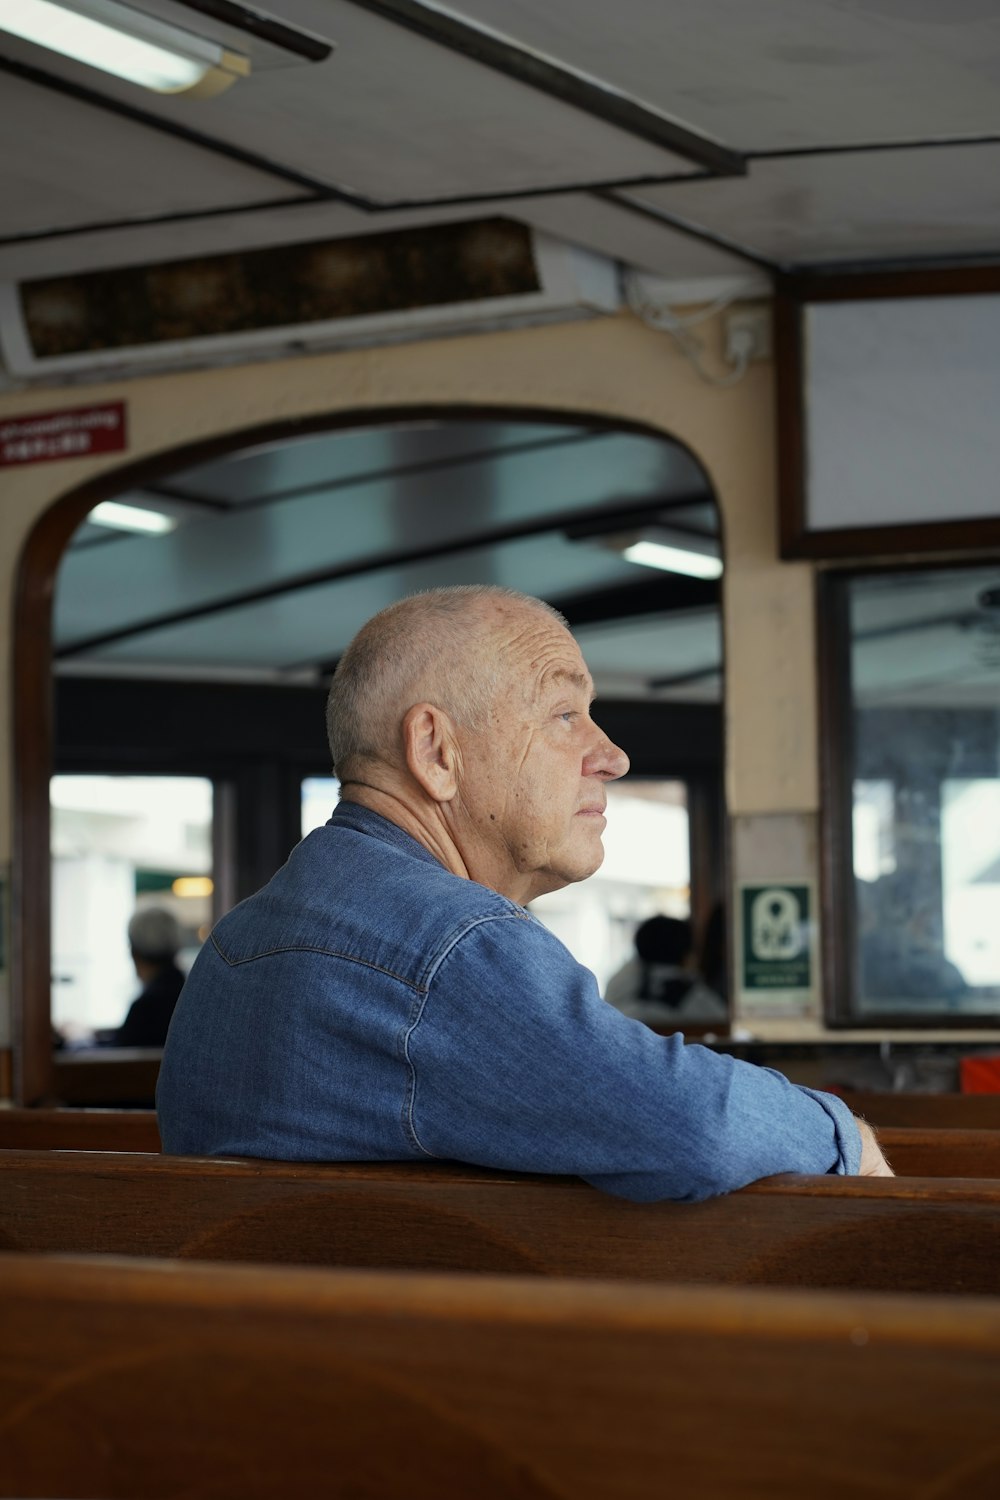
[
  {"xmin": 0, "ymin": 0, "xmax": 250, "ymax": 95},
  {"xmin": 623, "ymin": 537, "xmax": 723, "ymax": 580},
  {"xmin": 173, "ymin": 875, "xmax": 214, "ymax": 898},
  {"xmin": 89, "ymin": 500, "xmax": 177, "ymax": 534}
]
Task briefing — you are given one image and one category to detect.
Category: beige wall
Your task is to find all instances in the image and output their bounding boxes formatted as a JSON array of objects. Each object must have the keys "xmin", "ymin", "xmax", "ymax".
[{"xmin": 0, "ymin": 310, "xmax": 818, "ymax": 1042}]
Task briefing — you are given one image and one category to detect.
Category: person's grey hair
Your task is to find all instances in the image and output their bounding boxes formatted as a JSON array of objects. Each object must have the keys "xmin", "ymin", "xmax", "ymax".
[
  {"xmin": 326, "ymin": 585, "xmax": 565, "ymax": 776},
  {"xmin": 128, "ymin": 907, "xmax": 181, "ymax": 962}
]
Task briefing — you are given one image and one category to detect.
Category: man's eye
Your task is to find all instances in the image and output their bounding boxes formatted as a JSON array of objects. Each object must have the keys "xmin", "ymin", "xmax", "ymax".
[{"xmin": 558, "ymin": 711, "xmax": 577, "ymax": 722}]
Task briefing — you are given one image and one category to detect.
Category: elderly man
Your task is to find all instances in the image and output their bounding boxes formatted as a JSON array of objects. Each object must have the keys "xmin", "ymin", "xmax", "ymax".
[{"xmin": 157, "ymin": 585, "xmax": 890, "ymax": 1198}]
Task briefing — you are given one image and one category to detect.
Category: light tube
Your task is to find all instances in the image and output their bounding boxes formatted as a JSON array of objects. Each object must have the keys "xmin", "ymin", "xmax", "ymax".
[
  {"xmin": 0, "ymin": 0, "xmax": 249, "ymax": 95},
  {"xmin": 89, "ymin": 500, "xmax": 177, "ymax": 534},
  {"xmin": 623, "ymin": 538, "xmax": 723, "ymax": 580}
]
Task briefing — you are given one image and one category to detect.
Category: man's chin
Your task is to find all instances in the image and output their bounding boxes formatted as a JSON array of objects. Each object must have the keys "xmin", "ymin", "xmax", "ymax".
[{"xmin": 566, "ymin": 846, "xmax": 605, "ymax": 885}]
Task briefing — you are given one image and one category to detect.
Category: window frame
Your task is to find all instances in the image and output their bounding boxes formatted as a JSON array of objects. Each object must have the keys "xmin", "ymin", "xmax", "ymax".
[
  {"xmin": 776, "ymin": 265, "xmax": 1000, "ymax": 561},
  {"xmin": 818, "ymin": 561, "xmax": 1000, "ymax": 1028}
]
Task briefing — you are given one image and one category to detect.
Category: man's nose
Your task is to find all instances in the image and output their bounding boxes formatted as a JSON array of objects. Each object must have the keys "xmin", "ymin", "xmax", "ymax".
[{"xmin": 585, "ymin": 726, "xmax": 630, "ymax": 781}]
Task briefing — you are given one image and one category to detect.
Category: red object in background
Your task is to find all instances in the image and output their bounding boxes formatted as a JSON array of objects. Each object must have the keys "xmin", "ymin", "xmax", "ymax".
[
  {"xmin": 960, "ymin": 1056, "xmax": 1000, "ymax": 1094},
  {"xmin": 0, "ymin": 402, "xmax": 127, "ymax": 466}
]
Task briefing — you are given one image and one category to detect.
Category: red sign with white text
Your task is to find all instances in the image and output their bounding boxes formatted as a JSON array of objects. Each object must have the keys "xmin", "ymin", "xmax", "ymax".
[{"xmin": 0, "ymin": 402, "xmax": 127, "ymax": 466}]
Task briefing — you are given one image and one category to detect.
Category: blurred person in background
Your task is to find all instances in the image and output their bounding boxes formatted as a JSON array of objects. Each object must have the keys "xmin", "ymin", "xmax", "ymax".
[
  {"xmin": 102, "ymin": 907, "xmax": 186, "ymax": 1048},
  {"xmin": 605, "ymin": 913, "xmax": 726, "ymax": 1026}
]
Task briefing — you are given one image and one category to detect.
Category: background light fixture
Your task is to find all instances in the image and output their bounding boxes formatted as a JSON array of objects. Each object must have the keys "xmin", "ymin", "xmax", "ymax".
[
  {"xmin": 622, "ymin": 533, "xmax": 723, "ymax": 580},
  {"xmin": 172, "ymin": 875, "xmax": 214, "ymax": 898},
  {"xmin": 581, "ymin": 524, "xmax": 723, "ymax": 580},
  {"xmin": 0, "ymin": 0, "xmax": 250, "ymax": 95},
  {"xmin": 89, "ymin": 500, "xmax": 177, "ymax": 534}
]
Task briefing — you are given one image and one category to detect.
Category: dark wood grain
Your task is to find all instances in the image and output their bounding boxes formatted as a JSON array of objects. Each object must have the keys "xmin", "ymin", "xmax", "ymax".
[
  {"xmin": 841, "ymin": 1090, "xmax": 1000, "ymax": 1129},
  {"xmin": 51, "ymin": 1050, "xmax": 161, "ymax": 1107},
  {"xmin": 0, "ymin": 1108, "xmax": 161, "ymax": 1151},
  {"xmin": 878, "ymin": 1126, "xmax": 1000, "ymax": 1177},
  {"xmin": 3, "ymin": 1150, "xmax": 1000, "ymax": 1294},
  {"xmin": 4, "ymin": 1251, "xmax": 1000, "ymax": 1499}
]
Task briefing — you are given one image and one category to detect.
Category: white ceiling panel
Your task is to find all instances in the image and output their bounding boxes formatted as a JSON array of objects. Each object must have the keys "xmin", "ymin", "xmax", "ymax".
[
  {"xmin": 0, "ymin": 70, "xmax": 305, "ymax": 240},
  {"xmin": 0, "ymin": 199, "xmax": 424, "ymax": 280},
  {"xmin": 444, "ymin": 0, "xmax": 1000, "ymax": 151},
  {"xmin": 619, "ymin": 144, "xmax": 1000, "ymax": 266},
  {"xmin": 507, "ymin": 195, "xmax": 764, "ymax": 284},
  {"xmin": 0, "ymin": 1, "xmax": 706, "ymax": 219},
  {"xmin": 0, "ymin": 188, "xmax": 760, "ymax": 288},
  {"xmin": 2, "ymin": 0, "xmax": 997, "ymax": 314}
]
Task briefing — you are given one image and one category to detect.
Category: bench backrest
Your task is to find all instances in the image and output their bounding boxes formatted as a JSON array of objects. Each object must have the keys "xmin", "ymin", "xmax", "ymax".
[
  {"xmin": 0, "ymin": 1107, "xmax": 161, "ymax": 1152},
  {"xmin": 879, "ymin": 1125, "xmax": 1000, "ymax": 1177},
  {"xmin": 5, "ymin": 1110, "xmax": 1000, "ymax": 1177},
  {"xmin": 840, "ymin": 1089, "xmax": 1000, "ymax": 1129},
  {"xmin": 52, "ymin": 1049, "xmax": 161, "ymax": 1107},
  {"xmin": 3, "ymin": 1252, "xmax": 1000, "ymax": 1500},
  {"xmin": 3, "ymin": 1149, "xmax": 1000, "ymax": 1294}
]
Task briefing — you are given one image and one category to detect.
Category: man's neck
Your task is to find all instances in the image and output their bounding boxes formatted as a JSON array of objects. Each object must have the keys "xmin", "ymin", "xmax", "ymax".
[{"xmin": 339, "ymin": 781, "xmax": 473, "ymax": 884}]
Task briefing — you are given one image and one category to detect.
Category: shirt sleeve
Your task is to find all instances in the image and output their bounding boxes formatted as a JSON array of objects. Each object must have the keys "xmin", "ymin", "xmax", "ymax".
[{"xmin": 405, "ymin": 913, "xmax": 862, "ymax": 1202}]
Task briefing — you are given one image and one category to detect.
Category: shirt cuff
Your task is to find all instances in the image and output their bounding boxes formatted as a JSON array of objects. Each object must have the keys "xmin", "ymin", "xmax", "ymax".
[{"xmin": 798, "ymin": 1086, "xmax": 863, "ymax": 1175}]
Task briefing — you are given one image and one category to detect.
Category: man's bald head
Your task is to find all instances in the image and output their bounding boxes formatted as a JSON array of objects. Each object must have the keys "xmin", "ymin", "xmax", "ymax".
[{"xmin": 325, "ymin": 586, "xmax": 566, "ymax": 780}]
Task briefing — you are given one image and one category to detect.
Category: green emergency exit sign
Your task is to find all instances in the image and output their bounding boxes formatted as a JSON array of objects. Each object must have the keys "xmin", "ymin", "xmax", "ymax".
[{"xmin": 741, "ymin": 883, "xmax": 813, "ymax": 992}]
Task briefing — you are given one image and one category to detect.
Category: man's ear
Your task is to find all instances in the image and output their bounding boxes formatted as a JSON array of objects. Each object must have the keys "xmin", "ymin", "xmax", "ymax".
[{"xmin": 402, "ymin": 702, "xmax": 460, "ymax": 803}]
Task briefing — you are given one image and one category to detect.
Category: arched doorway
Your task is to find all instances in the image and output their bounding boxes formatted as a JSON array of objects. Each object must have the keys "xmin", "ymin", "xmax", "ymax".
[{"xmin": 15, "ymin": 405, "xmax": 727, "ymax": 1104}]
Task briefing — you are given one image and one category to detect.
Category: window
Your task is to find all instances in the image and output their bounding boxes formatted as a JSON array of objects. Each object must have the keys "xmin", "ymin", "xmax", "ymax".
[
  {"xmin": 532, "ymin": 780, "xmax": 690, "ymax": 994},
  {"xmin": 51, "ymin": 775, "xmax": 212, "ymax": 1041},
  {"xmin": 826, "ymin": 563, "xmax": 1000, "ymax": 1022},
  {"xmin": 301, "ymin": 777, "xmax": 340, "ymax": 839}
]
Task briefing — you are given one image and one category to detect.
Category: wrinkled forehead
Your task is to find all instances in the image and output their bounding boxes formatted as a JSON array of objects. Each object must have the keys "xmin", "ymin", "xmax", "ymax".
[{"xmin": 496, "ymin": 609, "xmax": 594, "ymax": 702}]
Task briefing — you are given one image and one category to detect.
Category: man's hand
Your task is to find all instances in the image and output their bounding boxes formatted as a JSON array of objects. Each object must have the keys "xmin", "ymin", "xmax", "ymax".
[{"xmin": 854, "ymin": 1115, "xmax": 894, "ymax": 1176}]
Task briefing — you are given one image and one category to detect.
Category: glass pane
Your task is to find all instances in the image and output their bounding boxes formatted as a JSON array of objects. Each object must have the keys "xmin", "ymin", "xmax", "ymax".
[
  {"xmin": 849, "ymin": 564, "xmax": 1000, "ymax": 1017},
  {"xmin": 531, "ymin": 779, "xmax": 690, "ymax": 995},
  {"xmin": 51, "ymin": 775, "xmax": 212, "ymax": 1042},
  {"xmin": 301, "ymin": 777, "xmax": 341, "ymax": 838}
]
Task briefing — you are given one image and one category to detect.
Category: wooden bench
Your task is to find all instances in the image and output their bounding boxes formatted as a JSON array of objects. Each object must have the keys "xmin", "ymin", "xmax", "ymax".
[
  {"xmin": 52, "ymin": 1048, "xmax": 161, "ymax": 1107},
  {"xmin": 840, "ymin": 1088, "xmax": 1000, "ymax": 1129},
  {"xmin": 3, "ymin": 1110, "xmax": 999, "ymax": 1175},
  {"xmin": 0, "ymin": 1107, "xmax": 161, "ymax": 1152},
  {"xmin": 3, "ymin": 1149, "xmax": 1000, "ymax": 1294},
  {"xmin": 3, "ymin": 1251, "xmax": 1000, "ymax": 1499},
  {"xmin": 879, "ymin": 1125, "xmax": 1000, "ymax": 1177}
]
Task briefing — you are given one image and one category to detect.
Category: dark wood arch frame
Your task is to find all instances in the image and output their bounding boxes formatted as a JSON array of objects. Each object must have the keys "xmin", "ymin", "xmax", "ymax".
[{"xmin": 12, "ymin": 400, "xmax": 727, "ymax": 1105}]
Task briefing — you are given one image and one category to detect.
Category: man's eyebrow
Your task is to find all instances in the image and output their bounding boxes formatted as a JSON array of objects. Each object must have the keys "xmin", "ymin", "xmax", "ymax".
[{"xmin": 544, "ymin": 667, "xmax": 594, "ymax": 698}]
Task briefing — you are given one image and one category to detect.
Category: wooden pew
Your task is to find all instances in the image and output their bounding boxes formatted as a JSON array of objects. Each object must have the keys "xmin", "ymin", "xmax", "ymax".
[
  {"xmin": 0, "ymin": 1107, "xmax": 161, "ymax": 1152},
  {"xmin": 879, "ymin": 1125, "xmax": 1000, "ymax": 1178},
  {"xmin": 52, "ymin": 1047, "xmax": 161, "ymax": 1107},
  {"xmin": 5, "ymin": 1108, "xmax": 1000, "ymax": 1177},
  {"xmin": 840, "ymin": 1088, "xmax": 1000, "ymax": 1129},
  {"xmin": 3, "ymin": 1149, "xmax": 1000, "ymax": 1294},
  {"xmin": 4, "ymin": 1251, "xmax": 1000, "ymax": 1500}
]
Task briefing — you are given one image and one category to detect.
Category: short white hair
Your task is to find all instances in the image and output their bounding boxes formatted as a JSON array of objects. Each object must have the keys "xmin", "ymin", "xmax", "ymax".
[{"xmin": 325, "ymin": 585, "xmax": 565, "ymax": 776}]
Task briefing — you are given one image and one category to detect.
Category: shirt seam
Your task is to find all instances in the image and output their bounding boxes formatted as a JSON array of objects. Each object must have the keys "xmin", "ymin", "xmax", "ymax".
[
  {"xmin": 401, "ymin": 911, "xmax": 529, "ymax": 1156},
  {"xmin": 210, "ymin": 932, "xmax": 429, "ymax": 994}
]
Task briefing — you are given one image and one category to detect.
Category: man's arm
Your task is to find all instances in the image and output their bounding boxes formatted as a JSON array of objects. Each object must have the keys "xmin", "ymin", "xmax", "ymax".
[{"xmin": 407, "ymin": 916, "xmax": 875, "ymax": 1201}]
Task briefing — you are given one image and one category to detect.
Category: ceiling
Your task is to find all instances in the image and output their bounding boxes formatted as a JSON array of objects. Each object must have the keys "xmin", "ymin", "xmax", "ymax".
[
  {"xmin": 2, "ymin": 0, "xmax": 999, "ymax": 286},
  {"xmin": 7, "ymin": 1, "xmax": 1000, "ymax": 707}
]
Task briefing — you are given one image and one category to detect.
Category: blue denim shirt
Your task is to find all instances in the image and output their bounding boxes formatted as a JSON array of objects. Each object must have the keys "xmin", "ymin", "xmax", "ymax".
[{"xmin": 157, "ymin": 803, "xmax": 861, "ymax": 1200}]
